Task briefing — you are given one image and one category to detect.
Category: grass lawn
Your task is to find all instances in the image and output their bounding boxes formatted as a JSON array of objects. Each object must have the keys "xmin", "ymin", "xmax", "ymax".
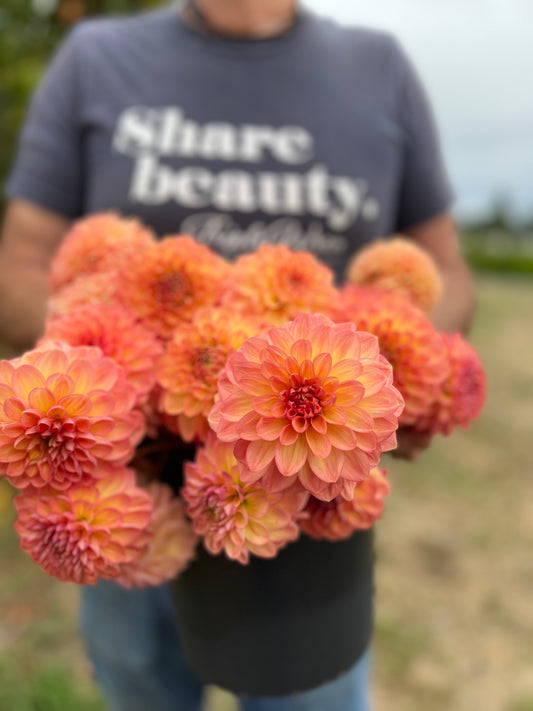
[{"xmin": 1, "ymin": 271, "xmax": 532, "ymax": 711}]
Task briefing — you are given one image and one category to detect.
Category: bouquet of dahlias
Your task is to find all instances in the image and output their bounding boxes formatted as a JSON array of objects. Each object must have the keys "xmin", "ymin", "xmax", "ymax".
[{"xmin": 0, "ymin": 216, "xmax": 486, "ymax": 585}]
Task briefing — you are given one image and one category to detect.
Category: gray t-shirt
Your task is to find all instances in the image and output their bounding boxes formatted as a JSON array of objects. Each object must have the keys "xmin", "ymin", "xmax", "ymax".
[
  {"xmin": 7, "ymin": 3, "xmax": 452, "ymax": 282},
  {"xmin": 6, "ymin": 4, "xmax": 453, "ymax": 694}
]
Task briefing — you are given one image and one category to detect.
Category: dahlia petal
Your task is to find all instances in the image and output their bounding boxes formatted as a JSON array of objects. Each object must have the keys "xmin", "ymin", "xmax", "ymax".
[
  {"xmin": 326, "ymin": 424, "xmax": 358, "ymax": 451},
  {"xmin": 2, "ymin": 397, "xmax": 25, "ymax": 420},
  {"xmin": 11, "ymin": 366, "xmax": 46, "ymax": 398},
  {"xmin": 275, "ymin": 436, "xmax": 308, "ymax": 477},
  {"xmin": 344, "ymin": 407, "xmax": 375, "ymax": 432},
  {"xmin": 27, "ymin": 388, "xmax": 57, "ymax": 412},
  {"xmin": 246, "ymin": 439, "xmax": 277, "ymax": 472},
  {"xmin": 307, "ymin": 450, "xmax": 344, "ymax": 483},
  {"xmin": 334, "ymin": 381, "xmax": 365, "ymax": 407},
  {"xmin": 290, "ymin": 339, "xmax": 313, "ymax": 363},
  {"xmin": 322, "ymin": 405, "xmax": 348, "ymax": 426},
  {"xmin": 236, "ymin": 411, "xmax": 262, "ymax": 440},
  {"xmin": 312, "ymin": 352, "xmax": 332, "ymax": 379},
  {"xmin": 278, "ymin": 423, "xmax": 299, "ymax": 446},
  {"xmin": 256, "ymin": 417, "xmax": 287, "ymax": 442},
  {"xmin": 310, "ymin": 414, "xmax": 328, "ymax": 434},
  {"xmin": 219, "ymin": 392, "xmax": 255, "ymax": 421},
  {"xmin": 305, "ymin": 427, "xmax": 331, "ymax": 459},
  {"xmin": 329, "ymin": 359, "xmax": 363, "ymax": 382},
  {"xmin": 252, "ymin": 394, "xmax": 283, "ymax": 417},
  {"xmin": 45, "ymin": 373, "xmax": 74, "ymax": 400}
]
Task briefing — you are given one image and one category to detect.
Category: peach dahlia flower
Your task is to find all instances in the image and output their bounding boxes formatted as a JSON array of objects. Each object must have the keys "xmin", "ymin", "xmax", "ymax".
[
  {"xmin": 0, "ymin": 343, "xmax": 144, "ymax": 490},
  {"xmin": 156, "ymin": 306, "xmax": 265, "ymax": 442},
  {"xmin": 49, "ymin": 213, "xmax": 155, "ymax": 293},
  {"xmin": 300, "ymin": 467, "xmax": 390, "ymax": 541},
  {"xmin": 415, "ymin": 332, "xmax": 486, "ymax": 436},
  {"xmin": 220, "ymin": 244, "xmax": 340, "ymax": 325},
  {"xmin": 336, "ymin": 286, "xmax": 449, "ymax": 427},
  {"xmin": 43, "ymin": 304, "xmax": 164, "ymax": 404},
  {"xmin": 116, "ymin": 236, "xmax": 231, "ymax": 339},
  {"xmin": 209, "ymin": 313, "xmax": 404, "ymax": 502},
  {"xmin": 14, "ymin": 467, "xmax": 153, "ymax": 584},
  {"xmin": 47, "ymin": 272, "xmax": 119, "ymax": 318},
  {"xmin": 116, "ymin": 482, "xmax": 198, "ymax": 588},
  {"xmin": 183, "ymin": 434, "xmax": 307, "ymax": 564},
  {"xmin": 346, "ymin": 237, "xmax": 443, "ymax": 313}
]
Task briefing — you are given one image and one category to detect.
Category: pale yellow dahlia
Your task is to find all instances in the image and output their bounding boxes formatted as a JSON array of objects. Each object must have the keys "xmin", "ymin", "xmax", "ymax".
[
  {"xmin": 336, "ymin": 286, "xmax": 449, "ymax": 427},
  {"xmin": 209, "ymin": 313, "xmax": 404, "ymax": 502},
  {"xmin": 182, "ymin": 434, "xmax": 308, "ymax": 564},
  {"xmin": 14, "ymin": 467, "xmax": 153, "ymax": 584},
  {"xmin": 0, "ymin": 343, "xmax": 144, "ymax": 490},
  {"xmin": 49, "ymin": 213, "xmax": 155, "ymax": 293},
  {"xmin": 116, "ymin": 482, "xmax": 198, "ymax": 587},
  {"xmin": 346, "ymin": 237, "xmax": 443, "ymax": 313},
  {"xmin": 220, "ymin": 244, "xmax": 341, "ymax": 325},
  {"xmin": 300, "ymin": 467, "xmax": 390, "ymax": 541}
]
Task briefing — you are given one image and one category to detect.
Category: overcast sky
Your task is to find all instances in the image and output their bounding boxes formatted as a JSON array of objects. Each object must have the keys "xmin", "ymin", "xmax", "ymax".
[{"xmin": 304, "ymin": 0, "xmax": 533, "ymax": 222}]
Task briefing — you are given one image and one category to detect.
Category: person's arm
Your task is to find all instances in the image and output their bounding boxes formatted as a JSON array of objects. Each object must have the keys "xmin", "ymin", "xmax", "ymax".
[
  {"xmin": 0, "ymin": 199, "xmax": 70, "ymax": 353},
  {"xmin": 404, "ymin": 211, "xmax": 475, "ymax": 335}
]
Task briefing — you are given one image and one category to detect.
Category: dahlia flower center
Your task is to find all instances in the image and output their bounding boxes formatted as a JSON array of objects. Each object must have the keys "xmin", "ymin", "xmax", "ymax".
[
  {"xmin": 24, "ymin": 406, "xmax": 96, "ymax": 474},
  {"xmin": 193, "ymin": 347, "xmax": 227, "ymax": 381},
  {"xmin": 282, "ymin": 375, "xmax": 328, "ymax": 422},
  {"xmin": 155, "ymin": 272, "xmax": 192, "ymax": 306}
]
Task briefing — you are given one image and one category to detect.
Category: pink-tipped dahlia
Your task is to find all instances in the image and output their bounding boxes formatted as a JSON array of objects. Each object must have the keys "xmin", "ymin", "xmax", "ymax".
[
  {"xmin": 116, "ymin": 482, "xmax": 198, "ymax": 588},
  {"xmin": 345, "ymin": 237, "xmax": 443, "ymax": 313},
  {"xmin": 14, "ymin": 466, "xmax": 153, "ymax": 584},
  {"xmin": 47, "ymin": 272, "xmax": 119, "ymax": 319},
  {"xmin": 209, "ymin": 313, "xmax": 404, "ymax": 502},
  {"xmin": 220, "ymin": 244, "xmax": 341, "ymax": 325},
  {"xmin": 0, "ymin": 343, "xmax": 144, "ymax": 490},
  {"xmin": 115, "ymin": 236, "xmax": 232, "ymax": 339},
  {"xmin": 182, "ymin": 434, "xmax": 308, "ymax": 564},
  {"xmin": 156, "ymin": 306, "xmax": 265, "ymax": 443},
  {"xmin": 335, "ymin": 286, "xmax": 449, "ymax": 427},
  {"xmin": 300, "ymin": 467, "xmax": 390, "ymax": 541},
  {"xmin": 49, "ymin": 213, "xmax": 155, "ymax": 293},
  {"xmin": 43, "ymin": 304, "xmax": 164, "ymax": 405},
  {"xmin": 415, "ymin": 332, "xmax": 486, "ymax": 436}
]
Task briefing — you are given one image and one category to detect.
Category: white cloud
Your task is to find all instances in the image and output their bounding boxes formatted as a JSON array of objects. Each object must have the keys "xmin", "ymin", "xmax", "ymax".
[{"xmin": 304, "ymin": 0, "xmax": 533, "ymax": 218}]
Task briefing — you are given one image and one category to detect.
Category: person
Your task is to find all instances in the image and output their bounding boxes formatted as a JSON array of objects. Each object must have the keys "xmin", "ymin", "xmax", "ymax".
[{"xmin": 0, "ymin": 1, "xmax": 475, "ymax": 709}]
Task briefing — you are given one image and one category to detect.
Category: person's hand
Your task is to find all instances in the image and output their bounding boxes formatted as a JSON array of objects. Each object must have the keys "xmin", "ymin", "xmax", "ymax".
[{"xmin": 391, "ymin": 425, "xmax": 433, "ymax": 461}]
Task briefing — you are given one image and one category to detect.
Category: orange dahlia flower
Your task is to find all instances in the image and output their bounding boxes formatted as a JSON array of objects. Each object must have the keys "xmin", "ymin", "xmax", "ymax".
[
  {"xmin": 0, "ymin": 343, "xmax": 144, "ymax": 490},
  {"xmin": 415, "ymin": 333, "xmax": 486, "ymax": 436},
  {"xmin": 156, "ymin": 306, "xmax": 265, "ymax": 442},
  {"xmin": 116, "ymin": 482, "xmax": 198, "ymax": 588},
  {"xmin": 209, "ymin": 313, "xmax": 404, "ymax": 502},
  {"xmin": 336, "ymin": 286, "xmax": 449, "ymax": 427},
  {"xmin": 345, "ymin": 237, "xmax": 443, "ymax": 313},
  {"xmin": 47, "ymin": 272, "xmax": 119, "ymax": 318},
  {"xmin": 300, "ymin": 467, "xmax": 390, "ymax": 541},
  {"xmin": 116, "ymin": 236, "xmax": 231, "ymax": 339},
  {"xmin": 49, "ymin": 213, "xmax": 155, "ymax": 293},
  {"xmin": 220, "ymin": 244, "xmax": 340, "ymax": 325},
  {"xmin": 43, "ymin": 304, "xmax": 164, "ymax": 404},
  {"xmin": 182, "ymin": 434, "xmax": 307, "ymax": 564},
  {"xmin": 14, "ymin": 466, "xmax": 153, "ymax": 584}
]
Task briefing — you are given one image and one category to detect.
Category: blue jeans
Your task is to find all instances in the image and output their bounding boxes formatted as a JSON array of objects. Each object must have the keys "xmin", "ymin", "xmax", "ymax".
[{"xmin": 80, "ymin": 581, "xmax": 371, "ymax": 711}]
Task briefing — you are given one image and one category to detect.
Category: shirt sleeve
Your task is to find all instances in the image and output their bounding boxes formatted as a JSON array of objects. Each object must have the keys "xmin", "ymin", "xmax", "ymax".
[
  {"xmin": 5, "ymin": 30, "xmax": 84, "ymax": 218},
  {"xmin": 392, "ymin": 40, "xmax": 455, "ymax": 231}
]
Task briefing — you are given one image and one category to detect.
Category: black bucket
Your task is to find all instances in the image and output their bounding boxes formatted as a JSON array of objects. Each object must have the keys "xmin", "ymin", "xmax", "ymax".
[{"xmin": 170, "ymin": 529, "xmax": 374, "ymax": 696}]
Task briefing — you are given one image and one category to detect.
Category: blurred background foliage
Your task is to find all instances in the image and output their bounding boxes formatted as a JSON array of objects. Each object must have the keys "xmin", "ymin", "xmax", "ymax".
[{"xmin": 0, "ymin": 0, "xmax": 160, "ymax": 211}]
